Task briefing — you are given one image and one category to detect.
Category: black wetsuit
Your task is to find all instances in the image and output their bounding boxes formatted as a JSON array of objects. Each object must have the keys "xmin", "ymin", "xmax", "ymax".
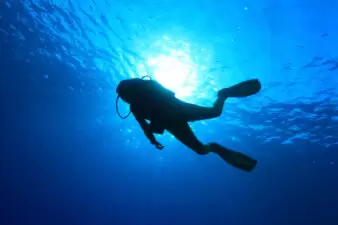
[
  {"xmin": 117, "ymin": 78, "xmax": 259, "ymax": 172},
  {"xmin": 129, "ymin": 80, "xmax": 227, "ymax": 154}
]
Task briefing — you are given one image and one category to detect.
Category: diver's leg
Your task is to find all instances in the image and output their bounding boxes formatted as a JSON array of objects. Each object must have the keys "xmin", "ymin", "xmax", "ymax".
[
  {"xmin": 180, "ymin": 96, "xmax": 227, "ymax": 122},
  {"xmin": 176, "ymin": 79, "xmax": 261, "ymax": 122},
  {"xmin": 165, "ymin": 122, "xmax": 257, "ymax": 172},
  {"xmin": 165, "ymin": 122, "xmax": 209, "ymax": 155}
]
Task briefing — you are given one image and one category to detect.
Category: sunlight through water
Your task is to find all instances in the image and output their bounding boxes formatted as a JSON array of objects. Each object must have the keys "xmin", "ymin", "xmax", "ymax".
[{"xmin": 136, "ymin": 36, "xmax": 199, "ymax": 100}]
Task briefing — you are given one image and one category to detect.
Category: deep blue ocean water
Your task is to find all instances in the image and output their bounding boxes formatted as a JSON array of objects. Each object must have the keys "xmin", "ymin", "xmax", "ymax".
[{"xmin": 1, "ymin": 0, "xmax": 338, "ymax": 225}]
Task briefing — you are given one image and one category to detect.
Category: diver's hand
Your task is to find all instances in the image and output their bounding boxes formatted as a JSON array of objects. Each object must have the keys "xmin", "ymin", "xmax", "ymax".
[{"xmin": 154, "ymin": 142, "xmax": 164, "ymax": 150}]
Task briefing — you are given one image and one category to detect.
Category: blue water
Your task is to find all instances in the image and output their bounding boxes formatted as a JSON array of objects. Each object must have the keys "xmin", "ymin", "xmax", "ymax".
[{"xmin": 1, "ymin": 1, "xmax": 338, "ymax": 225}]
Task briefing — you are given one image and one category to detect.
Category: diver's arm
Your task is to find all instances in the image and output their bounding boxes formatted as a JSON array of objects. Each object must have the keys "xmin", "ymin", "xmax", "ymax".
[
  {"xmin": 130, "ymin": 105, "xmax": 157, "ymax": 144},
  {"xmin": 137, "ymin": 119, "xmax": 164, "ymax": 150},
  {"xmin": 137, "ymin": 118, "xmax": 157, "ymax": 144}
]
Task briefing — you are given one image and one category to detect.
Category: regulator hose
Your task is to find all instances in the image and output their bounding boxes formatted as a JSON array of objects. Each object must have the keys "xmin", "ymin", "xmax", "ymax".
[{"xmin": 116, "ymin": 75, "xmax": 153, "ymax": 119}]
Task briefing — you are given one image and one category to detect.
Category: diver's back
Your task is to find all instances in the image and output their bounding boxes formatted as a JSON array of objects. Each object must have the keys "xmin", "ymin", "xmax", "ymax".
[{"xmin": 134, "ymin": 79, "xmax": 175, "ymax": 104}]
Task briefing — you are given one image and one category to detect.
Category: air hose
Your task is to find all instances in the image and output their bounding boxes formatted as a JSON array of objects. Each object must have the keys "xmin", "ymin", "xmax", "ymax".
[
  {"xmin": 116, "ymin": 75, "xmax": 152, "ymax": 119},
  {"xmin": 116, "ymin": 95, "xmax": 131, "ymax": 119}
]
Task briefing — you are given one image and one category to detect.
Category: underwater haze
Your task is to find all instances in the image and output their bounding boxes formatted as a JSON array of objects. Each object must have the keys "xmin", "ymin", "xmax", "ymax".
[{"xmin": 1, "ymin": 0, "xmax": 338, "ymax": 225}]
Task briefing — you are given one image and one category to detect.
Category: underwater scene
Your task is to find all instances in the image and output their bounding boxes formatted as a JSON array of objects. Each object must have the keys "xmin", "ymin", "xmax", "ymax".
[{"xmin": 1, "ymin": 0, "xmax": 338, "ymax": 225}]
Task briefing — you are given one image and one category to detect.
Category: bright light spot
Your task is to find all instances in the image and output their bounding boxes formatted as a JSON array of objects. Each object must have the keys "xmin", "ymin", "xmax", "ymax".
[
  {"xmin": 134, "ymin": 35, "xmax": 224, "ymax": 104},
  {"xmin": 146, "ymin": 54, "xmax": 197, "ymax": 99},
  {"xmin": 137, "ymin": 37, "xmax": 199, "ymax": 100}
]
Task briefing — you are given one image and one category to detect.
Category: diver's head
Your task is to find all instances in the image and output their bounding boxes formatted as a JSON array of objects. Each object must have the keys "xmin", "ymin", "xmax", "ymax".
[
  {"xmin": 116, "ymin": 80, "xmax": 131, "ymax": 104},
  {"xmin": 116, "ymin": 79, "xmax": 142, "ymax": 104},
  {"xmin": 116, "ymin": 78, "xmax": 151, "ymax": 119}
]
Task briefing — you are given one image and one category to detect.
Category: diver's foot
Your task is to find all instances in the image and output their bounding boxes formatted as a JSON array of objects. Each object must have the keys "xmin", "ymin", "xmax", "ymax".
[
  {"xmin": 218, "ymin": 79, "xmax": 262, "ymax": 99},
  {"xmin": 208, "ymin": 142, "xmax": 257, "ymax": 172}
]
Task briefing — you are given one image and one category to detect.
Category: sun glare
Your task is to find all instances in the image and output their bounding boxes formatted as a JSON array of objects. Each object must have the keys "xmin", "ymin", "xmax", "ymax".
[
  {"xmin": 136, "ymin": 38, "xmax": 198, "ymax": 100},
  {"xmin": 147, "ymin": 54, "xmax": 197, "ymax": 98}
]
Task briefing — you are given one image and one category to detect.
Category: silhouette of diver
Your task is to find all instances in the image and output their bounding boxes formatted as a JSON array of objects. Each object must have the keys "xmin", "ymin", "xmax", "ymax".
[{"xmin": 116, "ymin": 77, "xmax": 261, "ymax": 172}]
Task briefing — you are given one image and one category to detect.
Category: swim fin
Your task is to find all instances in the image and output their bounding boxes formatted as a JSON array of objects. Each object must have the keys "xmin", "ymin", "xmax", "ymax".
[
  {"xmin": 209, "ymin": 143, "xmax": 257, "ymax": 172},
  {"xmin": 218, "ymin": 79, "xmax": 261, "ymax": 98}
]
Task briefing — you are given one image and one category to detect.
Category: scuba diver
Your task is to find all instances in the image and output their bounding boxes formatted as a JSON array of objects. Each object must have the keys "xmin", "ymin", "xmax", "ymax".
[{"xmin": 116, "ymin": 77, "xmax": 261, "ymax": 172}]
